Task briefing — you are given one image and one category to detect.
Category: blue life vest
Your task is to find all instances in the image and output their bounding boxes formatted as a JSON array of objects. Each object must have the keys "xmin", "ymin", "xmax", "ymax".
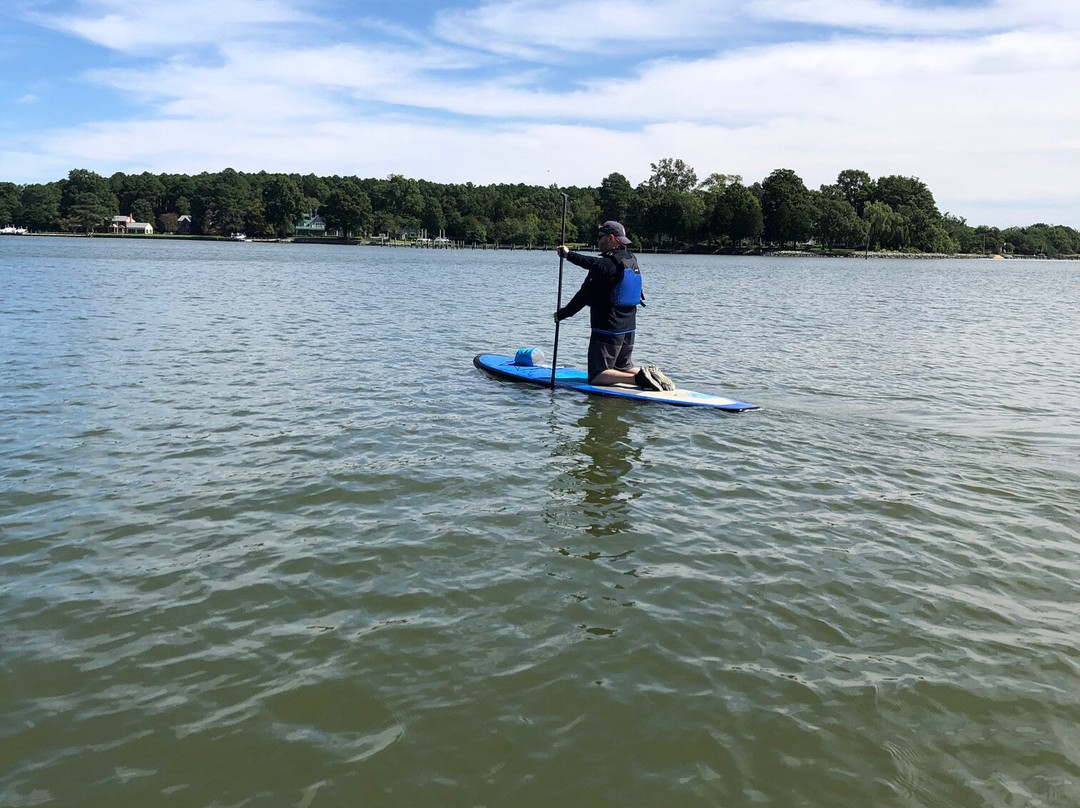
[{"xmin": 612, "ymin": 260, "xmax": 642, "ymax": 307}]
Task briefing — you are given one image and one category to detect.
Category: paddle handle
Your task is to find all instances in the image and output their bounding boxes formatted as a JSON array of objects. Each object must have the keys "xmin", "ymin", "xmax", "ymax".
[{"xmin": 550, "ymin": 193, "xmax": 569, "ymax": 389}]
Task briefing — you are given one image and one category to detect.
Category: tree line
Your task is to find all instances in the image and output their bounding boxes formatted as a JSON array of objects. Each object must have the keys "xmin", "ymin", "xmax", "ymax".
[{"xmin": 1, "ymin": 160, "xmax": 1077, "ymax": 257}]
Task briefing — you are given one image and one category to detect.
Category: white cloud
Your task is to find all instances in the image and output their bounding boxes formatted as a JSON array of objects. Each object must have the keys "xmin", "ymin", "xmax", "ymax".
[
  {"xmin": 433, "ymin": 0, "xmax": 738, "ymax": 59},
  {"xmin": 39, "ymin": 0, "xmax": 311, "ymax": 53},
  {"xmin": 4, "ymin": 0, "xmax": 1078, "ymax": 226},
  {"xmin": 431, "ymin": 0, "xmax": 1080, "ymax": 60},
  {"xmin": 755, "ymin": 0, "xmax": 1080, "ymax": 35}
]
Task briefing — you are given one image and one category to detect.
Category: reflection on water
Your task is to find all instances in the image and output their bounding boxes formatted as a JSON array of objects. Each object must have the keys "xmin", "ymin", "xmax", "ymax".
[
  {"xmin": 543, "ymin": 397, "xmax": 644, "ymax": 641},
  {"xmin": 549, "ymin": 398, "xmax": 642, "ymax": 540}
]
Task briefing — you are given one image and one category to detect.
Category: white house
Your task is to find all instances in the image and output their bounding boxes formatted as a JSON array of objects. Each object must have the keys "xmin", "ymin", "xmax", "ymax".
[{"xmin": 111, "ymin": 214, "xmax": 154, "ymax": 234}]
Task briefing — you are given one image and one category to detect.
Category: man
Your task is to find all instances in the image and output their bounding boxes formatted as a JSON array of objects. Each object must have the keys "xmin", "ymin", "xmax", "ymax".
[{"xmin": 555, "ymin": 221, "xmax": 675, "ymax": 391}]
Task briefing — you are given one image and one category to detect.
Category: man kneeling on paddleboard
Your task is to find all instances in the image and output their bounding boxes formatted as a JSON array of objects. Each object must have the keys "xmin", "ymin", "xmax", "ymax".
[{"xmin": 555, "ymin": 221, "xmax": 675, "ymax": 392}]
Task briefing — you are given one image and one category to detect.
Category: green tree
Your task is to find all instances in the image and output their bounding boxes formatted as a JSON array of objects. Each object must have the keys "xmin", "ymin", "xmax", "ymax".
[
  {"xmin": 0, "ymin": 182, "xmax": 19, "ymax": 224},
  {"xmin": 1002, "ymin": 225, "xmax": 1046, "ymax": 255},
  {"xmin": 60, "ymin": 169, "xmax": 116, "ymax": 230},
  {"xmin": 243, "ymin": 197, "xmax": 269, "ymax": 237},
  {"xmin": 629, "ymin": 187, "xmax": 660, "ymax": 246},
  {"xmin": 865, "ymin": 176, "xmax": 952, "ymax": 252},
  {"xmin": 372, "ymin": 210, "xmax": 401, "ymax": 237},
  {"xmin": 761, "ymin": 168, "xmax": 814, "ymax": 247},
  {"xmin": 699, "ymin": 174, "xmax": 743, "ymax": 244},
  {"xmin": 943, "ymin": 217, "xmax": 1004, "ymax": 255},
  {"xmin": 263, "ymin": 175, "xmax": 304, "ymax": 237},
  {"xmin": 644, "ymin": 158, "xmax": 698, "ymax": 193},
  {"xmin": 67, "ymin": 191, "xmax": 116, "ymax": 233},
  {"xmin": 18, "ymin": 183, "xmax": 62, "ymax": 231},
  {"xmin": 381, "ymin": 174, "xmax": 425, "ymax": 228},
  {"xmin": 906, "ymin": 207, "xmax": 955, "ymax": 253},
  {"xmin": 132, "ymin": 199, "xmax": 155, "ymax": 225},
  {"xmin": 113, "ymin": 172, "xmax": 165, "ymax": 219},
  {"xmin": 14, "ymin": 163, "xmax": 1060, "ymax": 256},
  {"xmin": 495, "ymin": 213, "xmax": 542, "ymax": 245},
  {"xmin": 323, "ymin": 180, "xmax": 373, "ymax": 238},
  {"xmin": 421, "ymin": 195, "xmax": 446, "ymax": 237},
  {"xmin": 1002, "ymin": 223, "xmax": 1080, "ymax": 257},
  {"xmin": 725, "ymin": 184, "xmax": 764, "ymax": 245},
  {"xmin": 160, "ymin": 173, "xmax": 195, "ymax": 216},
  {"xmin": 634, "ymin": 158, "xmax": 702, "ymax": 246},
  {"xmin": 1045, "ymin": 224, "xmax": 1080, "ymax": 255},
  {"xmin": 812, "ymin": 192, "xmax": 867, "ymax": 249},
  {"xmin": 301, "ymin": 174, "xmax": 329, "ymax": 207},
  {"xmin": 598, "ymin": 173, "xmax": 634, "ymax": 223},
  {"xmin": 699, "ymin": 173, "xmax": 738, "ymax": 191},
  {"xmin": 565, "ymin": 189, "xmax": 597, "ymax": 245},
  {"xmin": 943, "ymin": 213, "xmax": 977, "ymax": 252},
  {"xmin": 833, "ymin": 169, "xmax": 875, "ymax": 216},
  {"xmin": 196, "ymin": 168, "xmax": 251, "ymax": 235},
  {"xmin": 656, "ymin": 191, "xmax": 705, "ymax": 246},
  {"xmin": 462, "ymin": 215, "xmax": 487, "ymax": 244},
  {"xmin": 873, "ymin": 175, "xmax": 938, "ymax": 217},
  {"xmin": 704, "ymin": 189, "xmax": 732, "ymax": 245},
  {"xmin": 863, "ymin": 201, "xmax": 904, "ymax": 251}
]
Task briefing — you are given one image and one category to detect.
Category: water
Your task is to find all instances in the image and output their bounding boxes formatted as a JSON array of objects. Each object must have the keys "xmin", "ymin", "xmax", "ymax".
[{"xmin": 2, "ymin": 237, "xmax": 1079, "ymax": 807}]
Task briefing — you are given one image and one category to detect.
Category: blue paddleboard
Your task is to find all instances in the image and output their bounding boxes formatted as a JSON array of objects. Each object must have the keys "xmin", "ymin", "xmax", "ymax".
[{"xmin": 473, "ymin": 352, "xmax": 759, "ymax": 412}]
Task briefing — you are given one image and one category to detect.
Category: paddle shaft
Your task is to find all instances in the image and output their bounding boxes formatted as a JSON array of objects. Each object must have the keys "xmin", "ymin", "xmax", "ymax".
[{"xmin": 550, "ymin": 193, "xmax": 569, "ymax": 389}]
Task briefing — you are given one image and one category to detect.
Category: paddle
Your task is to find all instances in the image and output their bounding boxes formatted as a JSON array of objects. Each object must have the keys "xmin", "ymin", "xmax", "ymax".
[{"xmin": 550, "ymin": 193, "xmax": 569, "ymax": 389}]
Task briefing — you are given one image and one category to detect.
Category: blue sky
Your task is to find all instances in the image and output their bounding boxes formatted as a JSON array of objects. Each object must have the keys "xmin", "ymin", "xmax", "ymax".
[{"xmin": 2, "ymin": 0, "xmax": 1077, "ymax": 227}]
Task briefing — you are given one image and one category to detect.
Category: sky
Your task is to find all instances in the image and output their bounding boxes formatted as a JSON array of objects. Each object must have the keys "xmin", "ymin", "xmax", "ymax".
[{"xmin": 1, "ymin": 0, "xmax": 1078, "ymax": 228}]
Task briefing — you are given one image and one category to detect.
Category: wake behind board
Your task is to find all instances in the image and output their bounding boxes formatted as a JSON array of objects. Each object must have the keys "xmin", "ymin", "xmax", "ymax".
[{"xmin": 474, "ymin": 352, "xmax": 759, "ymax": 412}]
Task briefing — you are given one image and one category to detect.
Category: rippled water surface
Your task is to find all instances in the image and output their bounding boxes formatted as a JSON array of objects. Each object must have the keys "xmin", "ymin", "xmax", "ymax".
[{"xmin": 3, "ymin": 237, "xmax": 1079, "ymax": 807}]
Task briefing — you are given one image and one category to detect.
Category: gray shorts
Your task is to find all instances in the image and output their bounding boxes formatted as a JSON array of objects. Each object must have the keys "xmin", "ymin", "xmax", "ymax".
[{"xmin": 588, "ymin": 332, "xmax": 635, "ymax": 382}]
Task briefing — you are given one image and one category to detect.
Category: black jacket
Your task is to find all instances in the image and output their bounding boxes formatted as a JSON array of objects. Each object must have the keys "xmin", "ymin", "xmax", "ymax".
[{"xmin": 557, "ymin": 249, "xmax": 641, "ymax": 334}]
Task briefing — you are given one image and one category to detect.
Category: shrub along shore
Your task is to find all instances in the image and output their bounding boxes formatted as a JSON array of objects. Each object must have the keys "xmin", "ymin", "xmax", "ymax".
[
  {"xmin": 2, "ymin": 161, "xmax": 1076, "ymax": 258},
  {"xmin": 9, "ymin": 230, "xmax": 1069, "ymax": 261}
]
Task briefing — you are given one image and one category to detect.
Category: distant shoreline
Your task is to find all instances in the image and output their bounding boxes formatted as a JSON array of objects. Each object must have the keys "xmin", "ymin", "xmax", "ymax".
[{"xmin": 1, "ymin": 231, "xmax": 1073, "ymax": 259}]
